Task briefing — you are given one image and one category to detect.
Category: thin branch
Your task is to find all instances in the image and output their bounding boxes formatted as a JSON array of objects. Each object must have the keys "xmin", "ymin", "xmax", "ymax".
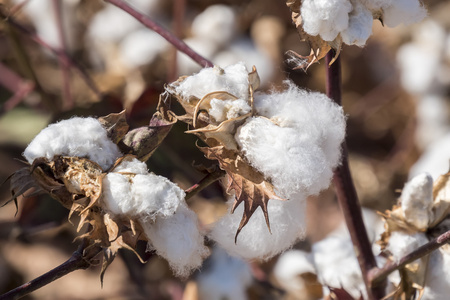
[
  {"xmin": 0, "ymin": 7, "xmax": 102, "ymax": 99},
  {"xmin": 103, "ymin": 0, "xmax": 214, "ymax": 69},
  {"xmin": 0, "ymin": 62, "xmax": 35, "ymax": 114},
  {"xmin": 0, "ymin": 243, "xmax": 102, "ymax": 300},
  {"xmin": 369, "ymin": 230, "xmax": 450, "ymax": 286},
  {"xmin": 52, "ymin": 0, "xmax": 73, "ymax": 109},
  {"xmin": 325, "ymin": 50, "xmax": 385, "ymax": 300},
  {"xmin": 185, "ymin": 167, "xmax": 226, "ymax": 201}
]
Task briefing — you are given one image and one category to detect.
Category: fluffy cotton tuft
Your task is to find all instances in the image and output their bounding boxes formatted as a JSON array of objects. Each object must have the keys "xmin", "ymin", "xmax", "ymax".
[
  {"xmin": 382, "ymin": 0, "xmax": 427, "ymax": 28},
  {"xmin": 386, "ymin": 231, "xmax": 429, "ymax": 263},
  {"xmin": 301, "ymin": 0, "xmax": 353, "ymax": 41},
  {"xmin": 197, "ymin": 247, "xmax": 252, "ymax": 300},
  {"xmin": 341, "ymin": 1, "xmax": 373, "ymax": 47},
  {"xmin": 102, "ymin": 170, "xmax": 185, "ymax": 220},
  {"xmin": 113, "ymin": 157, "xmax": 149, "ymax": 174},
  {"xmin": 236, "ymin": 81, "xmax": 346, "ymax": 197},
  {"xmin": 208, "ymin": 98, "xmax": 251, "ymax": 123},
  {"xmin": 142, "ymin": 204, "xmax": 210, "ymax": 277},
  {"xmin": 209, "ymin": 194, "xmax": 306, "ymax": 260},
  {"xmin": 400, "ymin": 173, "xmax": 433, "ymax": 230},
  {"xmin": 422, "ymin": 249, "xmax": 450, "ymax": 299},
  {"xmin": 173, "ymin": 62, "xmax": 250, "ymax": 101},
  {"xmin": 23, "ymin": 117, "xmax": 121, "ymax": 170}
]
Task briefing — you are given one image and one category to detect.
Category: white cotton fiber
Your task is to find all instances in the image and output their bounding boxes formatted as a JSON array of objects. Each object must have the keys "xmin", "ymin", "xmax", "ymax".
[
  {"xmin": 197, "ymin": 247, "xmax": 252, "ymax": 300},
  {"xmin": 422, "ymin": 248, "xmax": 450, "ymax": 299},
  {"xmin": 385, "ymin": 231, "xmax": 428, "ymax": 263},
  {"xmin": 236, "ymin": 81, "xmax": 346, "ymax": 197},
  {"xmin": 173, "ymin": 62, "xmax": 250, "ymax": 101},
  {"xmin": 142, "ymin": 203, "xmax": 210, "ymax": 277},
  {"xmin": 208, "ymin": 98, "xmax": 251, "ymax": 123},
  {"xmin": 113, "ymin": 157, "xmax": 148, "ymax": 175},
  {"xmin": 273, "ymin": 250, "xmax": 316, "ymax": 296},
  {"xmin": 23, "ymin": 117, "xmax": 121, "ymax": 170},
  {"xmin": 341, "ymin": 1, "xmax": 373, "ymax": 47},
  {"xmin": 301, "ymin": 0, "xmax": 352, "ymax": 41},
  {"xmin": 102, "ymin": 171, "xmax": 184, "ymax": 220},
  {"xmin": 400, "ymin": 173, "xmax": 433, "ymax": 230},
  {"xmin": 209, "ymin": 193, "xmax": 306, "ymax": 260},
  {"xmin": 382, "ymin": 0, "xmax": 427, "ymax": 28}
]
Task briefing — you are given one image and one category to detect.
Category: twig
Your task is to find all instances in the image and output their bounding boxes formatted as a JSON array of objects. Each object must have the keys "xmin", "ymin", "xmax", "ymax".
[
  {"xmin": 185, "ymin": 167, "xmax": 226, "ymax": 201},
  {"xmin": 0, "ymin": 242, "xmax": 102, "ymax": 300},
  {"xmin": 0, "ymin": 7, "xmax": 102, "ymax": 99},
  {"xmin": 103, "ymin": 0, "xmax": 214, "ymax": 69},
  {"xmin": 52, "ymin": 0, "xmax": 73, "ymax": 109},
  {"xmin": 325, "ymin": 50, "xmax": 385, "ymax": 299},
  {"xmin": 0, "ymin": 62, "xmax": 35, "ymax": 114},
  {"xmin": 369, "ymin": 230, "xmax": 450, "ymax": 286},
  {"xmin": 167, "ymin": 0, "xmax": 186, "ymax": 82}
]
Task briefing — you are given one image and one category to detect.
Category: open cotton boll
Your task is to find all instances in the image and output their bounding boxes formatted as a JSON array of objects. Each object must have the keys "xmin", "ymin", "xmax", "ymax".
[
  {"xmin": 191, "ymin": 5, "xmax": 237, "ymax": 48},
  {"xmin": 197, "ymin": 247, "xmax": 252, "ymax": 300},
  {"xmin": 273, "ymin": 250, "xmax": 316, "ymax": 296},
  {"xmin": 209, "ymin": 194, "xmax": 306, "ymax": 260},
  {"xmin": 400, "ymin": 173, "xmax": 433, "ymax": 230},
  {"xmin": 237, "ymin": 82, "xmax": 346, "ymax": 197},
  {"xmin": 113, "ymin": 157, "xmax": 148, "ymax": 175},
  {"xmin": 300, "ymin": 0, "xmax": 352, "ymax": 41},
  {"xmin": 341, "ymin": 1, "xmax": 373, "ymax": 47},
  {"xmin": 174, "ymin": 62, "xmax": 250, "ymax": 101},
  {"xmin": 142, "ymin": 204, "xmax": 210, "ymax": 277},
  {"xmin": 208, "ymin": 98, "xmax": 251, "ymax": 123},
  {"xmin": 386, "ymin": 231, "xmax": 429, "ymax": 263},
  {"xmin": 422, "ymin": 249, "xmax": 450, "ymax": 299},
  {"xmin": 382, "ymin": 0, "xmax": 427, "ymax": 28},
  {"xmin": 102, "ymin": 171, "xmax": 185, "ymax": 220},
  {"xmin": 23, "ymin": 117, "xmax": 121, "ymax": 170}
]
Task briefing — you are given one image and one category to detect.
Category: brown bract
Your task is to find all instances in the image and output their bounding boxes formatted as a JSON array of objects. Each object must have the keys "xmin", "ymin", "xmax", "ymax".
[
  {"xmin": 168, "ymin": 66, "xmax": 285, "ymax": 241},
  {"xmin": 378, "ymin": 172, "xmax": 450, "ymax": 297},
  {"xmin": 285, "ymin": 0, "xmax": 341, "ymax": 70}
]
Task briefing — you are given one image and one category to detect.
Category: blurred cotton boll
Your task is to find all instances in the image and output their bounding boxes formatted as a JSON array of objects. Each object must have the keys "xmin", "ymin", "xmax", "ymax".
[
  {"xmin": 23, "ymin": 117, "xmax": 121, "ymax": 170},
  {"xmin": 196, "ymin": 247, "xmax": 252, "ymax": 300},
  {"xmin": 209, "ymin": 193, "xmax": 306, "ymax": 261}
]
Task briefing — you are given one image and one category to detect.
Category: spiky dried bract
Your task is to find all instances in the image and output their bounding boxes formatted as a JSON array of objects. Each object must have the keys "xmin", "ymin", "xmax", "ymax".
[
  {"xmin": 285, "ymin": 0, "xmax": 427, "ymax": 69},
  {"xmin": 379, "ymin": 172, "xmax": 450, "ymax": 297}
]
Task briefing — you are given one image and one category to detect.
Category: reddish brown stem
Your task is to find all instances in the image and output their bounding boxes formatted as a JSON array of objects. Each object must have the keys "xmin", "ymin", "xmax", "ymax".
[
  {"xmin": 0, "ymin": 62, "xmax": 35, "ymax": 114},
  {"xmin": 325, "ymin": 50, "xmax": 385, "ymax": 299},
  {"xmin": 103, "ymin": 0, "xmax": 213, "ymax": 69},
  {"xmin": 52, "ymin": 0, "xmax": 73, "ymax": 109},
  {"xmin": 369, "ymin": 229, "xmax": 450, "ymax": 286},
  {"xmin": 185, "ymin": 167, "xmax": 226, "ymax": 201}
]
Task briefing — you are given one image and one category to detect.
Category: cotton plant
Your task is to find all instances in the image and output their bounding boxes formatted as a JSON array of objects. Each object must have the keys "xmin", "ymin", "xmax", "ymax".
[
  {"xmin": 8, "ymin": 107, "xmax": 209, "ymax": 279},
  {"xmin": 167, "ymin": 62, "xmax": 346, "ymax": 260},
  {"xmin": 378, "ymin": 172, "xmax": 450, "ymax": 298},
  {"xmin": 285, "ymin": 0, "xmax": 427, "ymax": 69}
]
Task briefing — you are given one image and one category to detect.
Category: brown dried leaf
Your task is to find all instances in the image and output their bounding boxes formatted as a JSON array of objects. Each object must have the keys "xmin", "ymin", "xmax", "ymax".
[
  {"xmin": 98, "ymin": 110, "xmax": 129, "ymax": 144},
  {"xmin": 198, "ymin": 145, "xmax": 284, "ymax": 241}
]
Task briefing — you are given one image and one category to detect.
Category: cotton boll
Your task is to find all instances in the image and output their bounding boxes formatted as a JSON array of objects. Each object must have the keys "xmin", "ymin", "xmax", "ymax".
[
  {"xmin": 301, "ymin": 0, "xmax": 352, "ymax": 41},
  {"xmin": 382, "ymin": 0, "xmax": 427, "ymax": 28},
  {"xmin": 23, "ymin": 117, "xmax": 121, "ymax": 170},
  {"xmin": 174, "ymin": 62, "xmax": 250, "ymax": 101},
  {"xmin": 341, "ymin": 1, "xmax": 373, "ymax": 47},
  {"xmin": 113, "ymin": 157, "xmax": 148, "ymax": 175},
  {"xmin": 386, "ymin": 231, "xmax": 428, "ymax": 263},
  {"xmin": 142, "ymin": 203, "xmax": 210, "ymax": 277},
  {"xmin": 422, "ymin": 248, "xmax": 450, "ymax": 300},
  {"xmin": 197, "ymin": 247, "xmax": 252, "ymax": 300},
  {"xmin": 400, "ymin": 173, "xmax": 433, "ymax": 230},
  {"xmin": 209, "ymin": 194, "xmax": 306, "ymax": 260},
  {"xmin": 273, "ymin": 250, "xmax": 316, "ymax": 297},
  {"xmin": 208, "ymin": 98, "xmax": 251, "ymax": 123},
  {"xmin": 191, "ymin": 5, "xmax": 237, "ymax": 48},
  {"xmin": 102, "ymin": 173, "xmax": 133, "ymax": 216},
  {"xmin": 118, "ymin": 29, "xmax": 170, "ymax": 69}
]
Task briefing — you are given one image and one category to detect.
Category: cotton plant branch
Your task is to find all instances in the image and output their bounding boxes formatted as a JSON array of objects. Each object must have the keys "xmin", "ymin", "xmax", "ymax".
[
  {"xmin": 52, "ymin": 0, "xmax": 73, "ymax": 110},
  {"xmin": 0, "ymin": 238, "xmax": 102, "ymax": 300},
  {"xmin": 0, "ymin": 62, "xmax": 35, "ymax": 114},
  {"xmin": 325, "ymin": 50, "xmax": 386, "ymax": 299},
  {"xmin": 103, "ymin": 0, "xmax": 214, "ymax": 69},
  {"xmin": 185, "ymin": 167, "xmax": 226, "ymax": 201},
  {"xmin": 0, "ymin": 7, "xmax": 102, "ymax": 100},
  {"xmin": 369, "ymin": 229, "xmax": 450, "ymax": 287}
]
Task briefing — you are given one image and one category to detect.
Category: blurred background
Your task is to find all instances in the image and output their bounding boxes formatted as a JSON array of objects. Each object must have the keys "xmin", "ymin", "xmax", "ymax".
[{"xmin": 0, "ymin": 0, "xmax": 449, "ymax": 299}]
